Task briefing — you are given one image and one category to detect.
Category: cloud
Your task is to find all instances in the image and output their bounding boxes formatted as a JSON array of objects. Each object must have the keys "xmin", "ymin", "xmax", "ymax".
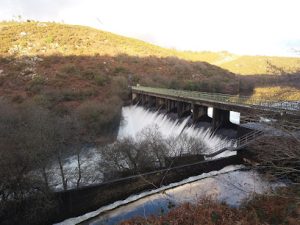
[{"xmin": 0, "ymin": 0, "xmax": 75, "ymax": 21}]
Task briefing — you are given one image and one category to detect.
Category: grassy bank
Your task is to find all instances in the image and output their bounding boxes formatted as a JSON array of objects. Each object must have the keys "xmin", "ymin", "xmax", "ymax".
[{"xmin": 122, "ymin": 187, "xmax": 300, "ymax": 225}]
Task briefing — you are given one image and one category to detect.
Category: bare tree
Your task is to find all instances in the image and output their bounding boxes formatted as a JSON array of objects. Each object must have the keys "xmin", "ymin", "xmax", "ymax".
[
  {"xmin": 247, "ymin": 113, "xmax": 300, "ymax": 184},
  {"xmin": 138, "ymin": 127, "xmax": 168, "ymax": 168}
]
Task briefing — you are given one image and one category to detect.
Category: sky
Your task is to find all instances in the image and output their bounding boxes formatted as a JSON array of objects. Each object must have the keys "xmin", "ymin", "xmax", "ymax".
[{"xmin": 1, "ymin": 0, "xmax": 300, "ymax": 57}]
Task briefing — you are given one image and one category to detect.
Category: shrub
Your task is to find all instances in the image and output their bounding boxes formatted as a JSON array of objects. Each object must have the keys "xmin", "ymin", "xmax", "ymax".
[
  {"xmin": 76, "ymin": 96, "xmax": 122, "ymax": 137},
  {"xmin": 81, "ymin": 70, "xmax": 96, "ymax": 80},
  {"xmin": 11, "ymin": 95, "xmax": 24, "ymax": 103},
  {"xmin": 0, "ymin": 77, "xmax": 5, "ymax": 86},
  {"xmin": 110, "ymin": 76, "xmax": 130, "ymax": 100},
  {"xmin": 27, "ymin": 76, "xmax": 46, "ymax": 94},
  {"xmin": 60, "ymin": 64, "xmax": 78, "ymax": 75},
  {"xmin": 113, "ymin": 66, "xmax": 128, "ymax": 74},
  {"xmin": 60, "ymin": 88, "xmax": 97, "ymax": 101},
  {"xmin": 94, "ymin": 75, "xmax": 110, "ymax": 86}
]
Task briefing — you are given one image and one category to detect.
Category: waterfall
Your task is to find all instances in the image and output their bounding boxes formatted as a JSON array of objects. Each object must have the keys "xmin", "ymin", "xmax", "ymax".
[
  {"xmin": 50, "ymin": 105, "xmax": 235, "ymax": 190},
  {"xmin": 117, "ymin": 105, "xmax": 234, "ymax": 156}
]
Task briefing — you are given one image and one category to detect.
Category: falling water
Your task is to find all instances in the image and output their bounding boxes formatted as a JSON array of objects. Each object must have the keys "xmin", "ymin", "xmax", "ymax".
[
  {"xmin": 117, "ymin": 105, "xmax": 235, "ymax": 156},
  {"xmin": 49, "ymin": 105, "xmax": 236, "ymax": 190},
  {"xmin": 55, "ymin": 106, "xmax": 277, "ymax": 225}
]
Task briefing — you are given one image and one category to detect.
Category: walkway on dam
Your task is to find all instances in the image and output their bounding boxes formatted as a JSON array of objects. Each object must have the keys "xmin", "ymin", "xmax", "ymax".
[
  {"xmin": 132, "ymin": 86, "xmax": 300, "ymax": 156},
  {"xmin": 132, "ymin": 86, "xmax": 300, "ymax": 115}
]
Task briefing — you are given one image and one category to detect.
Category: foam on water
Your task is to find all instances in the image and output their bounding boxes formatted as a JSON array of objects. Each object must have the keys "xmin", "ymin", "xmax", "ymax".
[
  {"xmin": 118, "ymin": 105, "xmax": 234, "ymax": 155},
  {"xmin": 53, "ymin": 165, "xmax": 245, "ymax": 225},
  {"xmin": 49, "ymin": 106, "xmax": 236, "ymax": 190}
]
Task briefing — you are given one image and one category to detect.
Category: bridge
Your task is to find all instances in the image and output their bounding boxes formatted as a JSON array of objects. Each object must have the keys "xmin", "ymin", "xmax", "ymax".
[
  {"xmin": 131, "ymin": 86, "xmax": 300, "ymax": 130},
  {"xmin": 131, "ymin": 86, "xmax": 300, "ymax": 156}
]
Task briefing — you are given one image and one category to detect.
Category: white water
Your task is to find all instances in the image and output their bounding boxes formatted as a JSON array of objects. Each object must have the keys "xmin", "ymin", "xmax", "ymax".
[
  {"xmin": 118, "ymin": 105, "xmax": 235, "ymax": 156},
  {"xmin": 48, "ymin": 106, "xmax": 238, "ymax": 190},
  {"xmin": 53, "ymin": 106, "xmax": 280, "ymax": 225},
  {"xmin": 54, "ymin": 165, "xmax": 243, "ymax": 225},
  {"xmin": 118, "ymin": 106, "xmax": 239, "ymax": 139},
  {"xmin": 55, "ymin": 165, "xmax": 283, "ymax": 225}
]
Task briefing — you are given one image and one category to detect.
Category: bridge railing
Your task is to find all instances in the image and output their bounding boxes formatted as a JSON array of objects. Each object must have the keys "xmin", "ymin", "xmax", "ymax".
[
  {"xmin": 204, "ymin": 129, "xmax": 264, "ymax": 158},
  {"xmin": 132, "ymin": 86, "xmax": 300, "ymax": 112}
]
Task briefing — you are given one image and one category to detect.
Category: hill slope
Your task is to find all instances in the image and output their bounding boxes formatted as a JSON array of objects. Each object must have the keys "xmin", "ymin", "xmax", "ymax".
[
  {"xmin": 0, "ymin": 21, "xmax": 299, "ymax": 139},
  {"xmin": 0, "ymin": 21, "xmax": 238, "ymax": 99},
  {"xmin": 0, "ymin": 21, "xmax": 299, "ymax": 104},
  {"xmin": 1, "ymin": 21, "xmax": 300, "ymax": 75},
  {"xmin": 0, "ymin": 21, "xmax": 239, "ymax": 139},
  {"xmin": 184, "ymin": 51, "xmax": 300, "ymax": 75}
]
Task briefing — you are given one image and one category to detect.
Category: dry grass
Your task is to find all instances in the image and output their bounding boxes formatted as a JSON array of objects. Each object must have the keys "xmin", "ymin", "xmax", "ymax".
[
  {"xmin": 1, "ymin": 21, "xmax": 300, "ymax": 75},
  {"xmin": 0, "ymin": 21, "xmax": 299, "ymax": 126},
  {"xmin": 122, "ymin": 187, "xmax": 300, "ymax": 225},
  {"xmin": 252, "ymin": 86, "xmax": 300, "ymax": 101}
]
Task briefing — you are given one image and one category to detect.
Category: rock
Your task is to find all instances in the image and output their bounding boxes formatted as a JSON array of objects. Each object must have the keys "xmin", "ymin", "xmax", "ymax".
[
  {"xmin": 37, "ymin": 22, "xmax": 47, "ymax": 27},
  {"xmin": 20, "ymin": 31, "xmax": 27, "ymax": 37}
]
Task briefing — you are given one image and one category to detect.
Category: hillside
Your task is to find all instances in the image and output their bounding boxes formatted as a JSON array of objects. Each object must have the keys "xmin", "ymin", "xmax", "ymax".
[
  {"xmin": 1, "ymin": 21, "xmax": 300, "ymax": 75},
  {"xmin": 180, "ymin": 51, "xmax": 300, "ymax": 75},
  {"xmin": 0, "ymin": 21, "xmax": 239, "ymax": 99},
  {"xmin": 0, "ymin": 21, "xmax": 299, "ymax": 114},
  {"xmin": 0, "ymin": 21, "xmax": 241, "ymax": 140}
]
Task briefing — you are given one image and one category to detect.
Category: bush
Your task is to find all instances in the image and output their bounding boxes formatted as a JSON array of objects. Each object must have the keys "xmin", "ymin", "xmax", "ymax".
[
  {"xmin": 60, "ymin": 64, "xmax": 78, "ymax": 75},
  {"xmin": 113, "ymin": 66, "xmax": 128, "ymax": 74},
  {"xmin": 11, "ymin": 95, "xmax": 24, "ymax": 103},
  {"xmin": 27, "ymin": 76, "xmax": 46, "ymax": 94},
  {"xmin": 81, "ymin": 70, "xmax": 96, "ymax": 80},
  {"xmin": 76, "ymin": 97, "xmax": 122, "ymax": 137},
  {"xmin": 110, "ymin": 76, "xmax": 130, "ymax": 100},
  {"xmin": 94, "ymin": 75, "xmax": 110, "ymax": 86}
]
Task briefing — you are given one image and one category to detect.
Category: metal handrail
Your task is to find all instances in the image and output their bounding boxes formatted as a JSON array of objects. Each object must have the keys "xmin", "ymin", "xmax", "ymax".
[
  {"xmin": 204, "ymin": 130, "xmax": 264, "ymax": 157},
  {"xmin": 132, "ymin": 86, "xmax": 300, "ymax": 112}
]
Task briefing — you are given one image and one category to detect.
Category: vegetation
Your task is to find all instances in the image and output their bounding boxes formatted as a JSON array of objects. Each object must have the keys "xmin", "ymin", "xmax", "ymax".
[
  {"xmin": 122, "ymin": 187, "xmax": 299, "ymax": 225},
  {"xmin": 100, "ymin": 128, "xmax": 205, "ymax": 180},
  {"xmin": 0, "ymin": 20, "xmax": 299, "ymax": 225},
  {"xmin": 1, "ymin": 21, "xmax": 299, "ymax": 116},
  {"xmin": 251, "ymin": 86, "xmax": 300, "ymax": 101},
  {"xmin": 1, "ymin": 21, "xmax": 300, "ymax": 75}
]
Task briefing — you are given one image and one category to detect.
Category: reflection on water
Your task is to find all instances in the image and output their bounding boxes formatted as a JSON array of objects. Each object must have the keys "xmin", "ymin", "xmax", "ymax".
[
  {"xmin": 76, "ymin": 166, "xmax": 281, "ymax": 225},
  {"xmin": 55, "ymin": 106, "xmax": 247, "ymax": 225}
]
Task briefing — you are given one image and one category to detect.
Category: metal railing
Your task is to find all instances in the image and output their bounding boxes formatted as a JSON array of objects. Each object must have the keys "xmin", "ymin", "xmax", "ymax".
[
  {"xmin": 240, "ymin": 114, "xmax": 300, "ymax": 132},
  {"xmin": 132, "ymin": 86, "xmax": 300, "ymax": 112},
  {"xmin": 234, "ymin": 130, "xmax": 264, "ymax": 149},
  {"xmin": 204, "ymin": 129, "xmax": 264, "ymax": 158}
]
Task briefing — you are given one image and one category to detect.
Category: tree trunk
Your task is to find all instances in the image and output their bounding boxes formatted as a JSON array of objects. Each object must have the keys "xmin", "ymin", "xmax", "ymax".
[
  {"xmin": 41, "ymin": 167, "xmax": 49, "ymax": 189},
  {"xmin": 76, "ymin": 151, "xmax": 82, "ymax": 188},
  {"xmin": 58, "ymin": 154, "xmax": 67, "ymax": 190}
]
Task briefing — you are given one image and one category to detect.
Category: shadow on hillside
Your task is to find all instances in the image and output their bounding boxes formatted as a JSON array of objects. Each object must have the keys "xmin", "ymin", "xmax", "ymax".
[{"xmin": 0, "ymin": 54, "xmax": 299, "ymax": 100}]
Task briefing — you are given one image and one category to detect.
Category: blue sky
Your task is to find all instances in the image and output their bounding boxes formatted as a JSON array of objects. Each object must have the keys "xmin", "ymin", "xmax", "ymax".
[{"xmin": 1, "ymin": 0, "xmax": 300, "ymax": 57}]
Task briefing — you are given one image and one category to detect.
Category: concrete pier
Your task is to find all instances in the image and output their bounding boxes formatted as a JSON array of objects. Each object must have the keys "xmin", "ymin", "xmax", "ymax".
[{"xmin": 212, "ymin": 108, "xmax": 231, "ymax": 130}]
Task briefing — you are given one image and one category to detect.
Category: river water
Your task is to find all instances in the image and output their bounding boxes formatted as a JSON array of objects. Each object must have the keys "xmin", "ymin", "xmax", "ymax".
[
  {"xmin": 53, "ymin": 106, "xmax": 281, "ymax": 225},
  {"xmin": 50, "ymin": 106, "xmax": 238, "ymax": 190},
  {"xmin": 57, "ymin": 165, "xmax": 282, "ymax": 225}
]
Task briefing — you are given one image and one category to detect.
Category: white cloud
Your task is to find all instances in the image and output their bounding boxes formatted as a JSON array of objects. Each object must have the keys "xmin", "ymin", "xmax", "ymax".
[{"xmin": 0, "ymin": 0, "xmax": 300, "ymax": 56}]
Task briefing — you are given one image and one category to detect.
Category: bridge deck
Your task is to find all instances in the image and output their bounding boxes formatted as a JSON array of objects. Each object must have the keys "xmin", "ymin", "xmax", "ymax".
[{"xmin": 132, "ymin": 86, "xmax": 300, "ymax": 115}]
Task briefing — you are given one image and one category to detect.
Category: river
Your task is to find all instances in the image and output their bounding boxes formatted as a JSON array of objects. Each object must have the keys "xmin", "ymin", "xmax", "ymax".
[
  {"xmin": 49, "ymin": 105, "xmax": 238, "ymax": 190},
  {"xmin": 53, "ymin": 106, "xmax": 281, "ymax": 225}
]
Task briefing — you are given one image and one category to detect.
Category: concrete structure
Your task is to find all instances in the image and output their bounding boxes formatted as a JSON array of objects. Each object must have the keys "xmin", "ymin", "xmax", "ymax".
[{"xmin": 131, "ymin": 86, "xmax": 300, "ymax": 130}]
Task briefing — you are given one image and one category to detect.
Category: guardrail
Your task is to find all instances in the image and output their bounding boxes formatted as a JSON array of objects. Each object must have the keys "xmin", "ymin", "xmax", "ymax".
[
  {"xmin": 132, "ymin": 86, "xmax": 300, "ymax": 112},
  {"xmin": 204, "ymin": 129, "xmax": 264, "ymax": 157},
  {"xmin": 240, "ymin": 114, "xmax": 300, "ymax": 132}
]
